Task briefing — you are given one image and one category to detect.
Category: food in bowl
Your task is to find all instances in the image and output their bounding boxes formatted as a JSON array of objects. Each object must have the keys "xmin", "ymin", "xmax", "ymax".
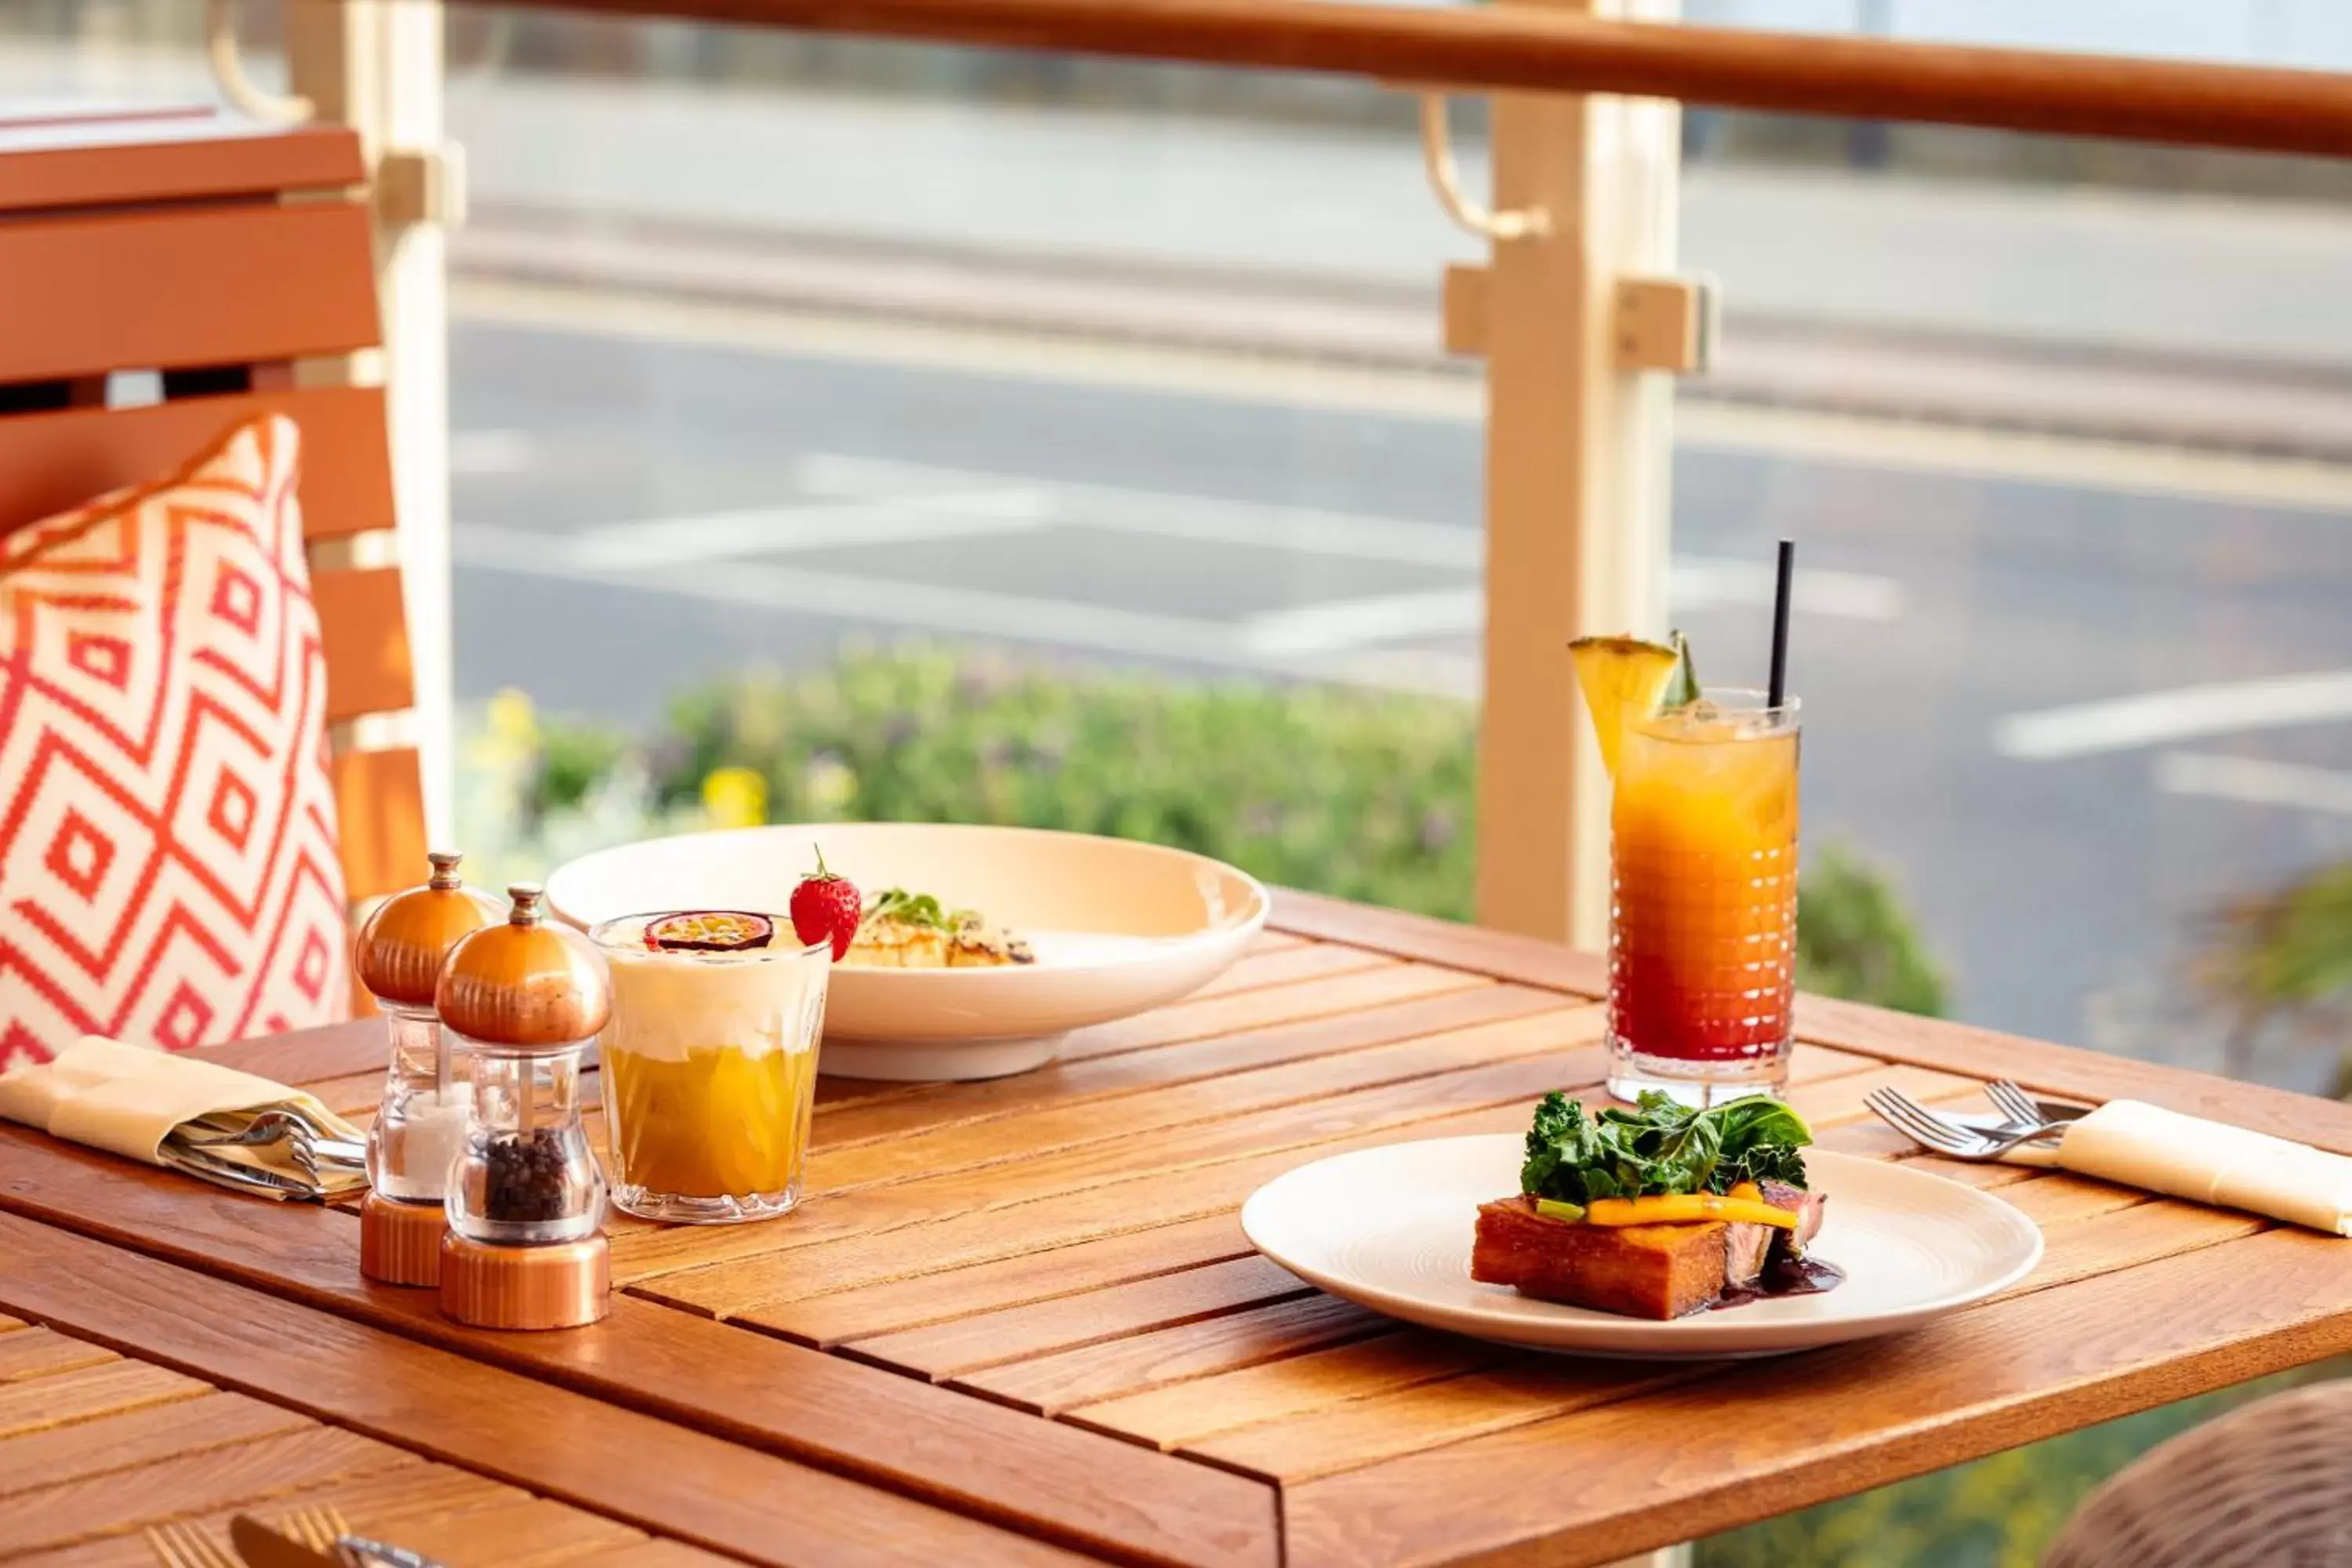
[
  {"xmin": 592, "ymin": 911, "xmax": 829, "ymax": 1224},
  {"xmin": 843, "ymin": 887, "xmax": 1035, "ymax": 969},
  {"xmin": 1471, "ymin": 1092, "xmax": 1838, "ymax": 1319}
]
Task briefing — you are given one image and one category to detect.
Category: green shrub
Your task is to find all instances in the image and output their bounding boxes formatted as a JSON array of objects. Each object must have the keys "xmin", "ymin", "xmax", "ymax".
[{"xmin": 1797, "ymin": 844, "xmax": 1949, "ymax": 1018}]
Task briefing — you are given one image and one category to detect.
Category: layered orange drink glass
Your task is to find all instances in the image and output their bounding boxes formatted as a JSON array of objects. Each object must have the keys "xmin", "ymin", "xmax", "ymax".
[
  {"xmin": 591, "ymin": 912, "xmax": 830, "ymax": 1225},
  {"xmin": 1575, "ymin": 638, "xmax": 1800, "ymax": 1106}
]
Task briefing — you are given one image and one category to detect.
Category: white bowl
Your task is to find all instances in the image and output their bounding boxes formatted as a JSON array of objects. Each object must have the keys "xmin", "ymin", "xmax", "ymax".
[{"xmin": 547, "ymin": 822, "xmax": 1269, "ymax": 1081}]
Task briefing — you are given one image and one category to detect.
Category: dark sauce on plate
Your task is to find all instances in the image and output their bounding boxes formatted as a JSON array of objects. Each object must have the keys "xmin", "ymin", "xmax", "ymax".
[{"xmin": 1714, "ymin": 1254, "xmax": 1846, "ymax": 1311}]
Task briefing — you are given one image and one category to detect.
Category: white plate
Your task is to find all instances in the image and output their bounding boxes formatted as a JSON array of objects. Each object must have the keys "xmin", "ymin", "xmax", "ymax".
[
  {"xmin": 548, "ymin": 822, "xmax": 1268, "ymax": 1080},
  {"xmin": 1242, "ymin": 1136, "xmax": 2043, "ymax": 1358}
]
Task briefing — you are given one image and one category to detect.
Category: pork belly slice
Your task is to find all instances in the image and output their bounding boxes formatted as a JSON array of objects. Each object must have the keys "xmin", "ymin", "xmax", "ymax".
[
  {"xmin": 1472, "ymin": 1185, "xmax": 1829, "ymax": 1319},
  {"xmin": 1471, "ymin": 1196, "xmax": 1728, "ymax": 1320}
]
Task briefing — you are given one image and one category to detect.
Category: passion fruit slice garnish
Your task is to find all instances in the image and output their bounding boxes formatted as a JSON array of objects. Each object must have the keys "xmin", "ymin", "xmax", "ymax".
[{"xmin": 644, "ymin": 910, "xmax": 775, "ymax": 953}]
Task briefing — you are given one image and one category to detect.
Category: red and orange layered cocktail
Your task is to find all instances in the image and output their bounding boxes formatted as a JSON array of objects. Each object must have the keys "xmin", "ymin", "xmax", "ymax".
[{"xmin": 1573, "ymin": 638, "xmax": 1800, "ymax": 1105}]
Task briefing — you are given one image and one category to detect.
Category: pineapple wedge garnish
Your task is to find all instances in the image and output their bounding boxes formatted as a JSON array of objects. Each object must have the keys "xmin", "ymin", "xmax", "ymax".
[{"xmin": 1568, "ymin": 634, "xmax": 1681, "ymax": 779}]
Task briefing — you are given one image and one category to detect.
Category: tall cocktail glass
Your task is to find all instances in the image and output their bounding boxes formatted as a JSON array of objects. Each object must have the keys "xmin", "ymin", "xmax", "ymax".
[{"xmin": 1606, "ymin": 689, "xmax": 1800, "ymax": 1106}]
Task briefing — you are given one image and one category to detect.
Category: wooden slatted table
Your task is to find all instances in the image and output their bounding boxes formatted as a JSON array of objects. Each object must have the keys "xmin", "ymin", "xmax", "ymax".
[
  {"xmin": 0, "ymin": 1305, "xmax": 734, "ymax": 1566},
  {"xmin": 5, "ymin": 889, "xmax": 2351, "ymax": 1567}
]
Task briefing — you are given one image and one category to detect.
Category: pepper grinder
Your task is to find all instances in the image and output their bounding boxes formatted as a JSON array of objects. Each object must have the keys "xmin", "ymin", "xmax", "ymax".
[
  {"xmin": 352, "ymin": 851, "xmax": 503, "ymax": 1287},
  {"xmin": 435, "ymin": 884, "xmax": 614, "ymax": 1330}
]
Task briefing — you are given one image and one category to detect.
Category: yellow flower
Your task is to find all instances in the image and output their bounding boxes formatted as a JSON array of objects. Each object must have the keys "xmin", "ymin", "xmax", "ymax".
[
  {"xmin": 486, "ymin": 688, "xmax": 539, "ymax": 748},
  {"xmin": 802, "ymin": 755, "xmax": 858, "ymax": 815},
  {"xmin": 701, "ymin": 766, "xmax": 768, "ymax": 829}
]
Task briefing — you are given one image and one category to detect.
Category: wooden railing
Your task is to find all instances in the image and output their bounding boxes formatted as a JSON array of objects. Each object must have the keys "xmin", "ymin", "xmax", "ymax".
[{"xmin": 499, "ymin": 0, "xmax": 2352, "ymax": 158}]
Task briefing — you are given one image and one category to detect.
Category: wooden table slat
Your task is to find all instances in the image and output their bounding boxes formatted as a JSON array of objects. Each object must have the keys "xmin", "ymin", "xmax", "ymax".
[
  {"xmin": 723, "ymin": 1213, "xmax": 1256, "ymax": 1345},
  {"xmin": 564, "ymin": 1541, "xmax": 743, "ymax": 1567},
  {"xmin": 344, "ymin": 1495, "xmax": 644, "ymax": 1566},
  {"xmin": 0, "ymin": 1359, "xmax": 211, "ymax": 1441},
  {"xmin": 3, "ymin": 1425, "xmax": 416, "ymax": 1558},
  {"xmin": 1057, "ymin": 962, "xmax": 1492, "ymax": 1065},
  {"xmin": 1188, "ymin": 941, "xmax": 1396, "ymax": 999},
  {"xmin": 15, "ymin": 1465, "xmax": 532, "ymax": 1568},
  {"xmin": 954, "ymin": 1293, "xmax": 1390, "ymax": 1415},
  {"xmin": 0, "ymin": 1390, "xmax": 314, "ymax": 1504},
  {"xmin": 849, "ymin": 1254, "xmax": 1319, "ymax": 1380},
  {"xmin": 0, "ymin": 1324, "xmax": 121, "ymax": 1384},
  {"xmin": 1191, "ymin": 1354, "xmax": 1705, "ymax": 1484},
  {"xmin": 1065, "ymin": 1329, "xmax": 1519, "ymax": 1452}
]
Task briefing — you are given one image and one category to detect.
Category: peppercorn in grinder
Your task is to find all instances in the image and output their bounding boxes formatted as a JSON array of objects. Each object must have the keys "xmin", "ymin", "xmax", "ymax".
[
  {"xmin": 352, "ymin": 851, "xmax": 503, "ymax": 1287},
  {"xmin": 434, "ymin": 884, "xmax": 614, "ymax": 1330}
]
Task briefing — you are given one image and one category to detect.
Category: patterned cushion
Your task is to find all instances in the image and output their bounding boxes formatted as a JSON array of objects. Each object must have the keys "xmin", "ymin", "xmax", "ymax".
[{"xmin": 0, "ymin": 415, "xmax": 350, "ymax": 1067}]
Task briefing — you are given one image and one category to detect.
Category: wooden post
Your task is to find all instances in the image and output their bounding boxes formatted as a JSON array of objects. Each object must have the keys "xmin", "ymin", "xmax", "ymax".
[
  {"xmin": 286, "ymin": 0, "xmax": 458, "ymax": 848},
  {"xmin": 1473, "ymin": 0, "xmax": 1681, "ymax": 949}
]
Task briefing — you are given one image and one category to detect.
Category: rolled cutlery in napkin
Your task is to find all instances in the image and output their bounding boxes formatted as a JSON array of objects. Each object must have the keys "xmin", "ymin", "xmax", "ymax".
[
  {"xmin": 0, "ymin": 1036, "xmax": 368, "ymax": 1200},
  {"xmin": 2046, "ymin": 1099, "xmax": 2352, "ymax": 1236}
]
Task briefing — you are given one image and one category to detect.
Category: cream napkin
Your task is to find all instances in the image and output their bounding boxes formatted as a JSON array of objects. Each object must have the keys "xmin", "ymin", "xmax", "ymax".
[
  {"xmin": 2040, "ymin": 1099, "xmax": 2352, "ymax": 1236},
  {"xmin": 0, "ymin": 1036, "xmax": 368, "ymax": 1200}
]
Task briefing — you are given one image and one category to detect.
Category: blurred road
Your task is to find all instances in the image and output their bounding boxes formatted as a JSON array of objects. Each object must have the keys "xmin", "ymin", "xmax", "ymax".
[{"xmin": 450, "ymin": 303, "xmax": 2352, "ymax": 1073}]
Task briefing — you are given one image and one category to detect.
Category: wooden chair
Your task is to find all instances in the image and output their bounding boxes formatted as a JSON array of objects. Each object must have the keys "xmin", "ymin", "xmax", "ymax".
[{"xmin": 0, "ymin": 105, "xmax": 430, "ymax": 997}]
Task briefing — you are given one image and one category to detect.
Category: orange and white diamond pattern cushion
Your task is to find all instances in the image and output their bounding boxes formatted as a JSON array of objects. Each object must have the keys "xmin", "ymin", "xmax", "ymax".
[{"xmin": 0, "ymin": 415, "xmax": 350, "ymax": 1068}]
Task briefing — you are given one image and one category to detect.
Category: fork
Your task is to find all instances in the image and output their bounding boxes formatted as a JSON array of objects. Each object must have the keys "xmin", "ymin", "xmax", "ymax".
[
  {"xmin": 281, "ymin": 1502, "xmax": 448, "ymax": 1568},
  {"xmin": 1864, "ymin": 1087, "xmax": 2065, "ymax": 1161},
  {"xmin": 1984, "ymin": 1079, "xmax": 2065, "ymax": 1132},
  {"xmin": 146, "ymin": 1520, "xmax": 238, "ymax": 1568},
  {"xmin": 187, "ymin": 1111, "xmax": 365, "ymax": 1166},
  {"xmin": 281, "ymin": 1503, "xmax": 352, "ymax": 1559}
]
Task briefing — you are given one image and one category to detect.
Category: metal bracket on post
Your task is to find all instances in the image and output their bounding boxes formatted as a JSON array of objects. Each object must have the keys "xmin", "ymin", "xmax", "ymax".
[
  {"xmin": 1420, "ymin": 95, "xmax": 1550, "ymax": 242},
  {"xmin": 205, "ymin": 0, "xmax": 314, "ymax": 125}
]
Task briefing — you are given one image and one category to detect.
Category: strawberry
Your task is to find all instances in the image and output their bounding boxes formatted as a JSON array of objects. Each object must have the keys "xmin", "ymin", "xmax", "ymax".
[{"xmin": 789, "ymin": 845, "xmax": 862, "ymax": 961}]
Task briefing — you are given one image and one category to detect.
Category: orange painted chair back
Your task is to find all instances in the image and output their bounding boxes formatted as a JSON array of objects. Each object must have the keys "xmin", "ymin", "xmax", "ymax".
[{"xmin": 0, "ymin": 106, "xmax": 430, "ymax": 943}]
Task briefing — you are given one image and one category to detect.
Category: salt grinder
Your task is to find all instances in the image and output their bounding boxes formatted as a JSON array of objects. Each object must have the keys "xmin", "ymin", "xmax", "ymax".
[
  {"xmin": 436, "ymin": 884, "xmax": 614, "ymax": 1330},
  {"xmin": 353, "ymin": 851, "xmax": 502, "ymax": 1287}
]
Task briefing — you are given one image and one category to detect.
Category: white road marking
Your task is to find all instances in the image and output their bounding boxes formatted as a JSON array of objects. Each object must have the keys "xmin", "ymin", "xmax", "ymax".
[
  {"xmin": 1671, "ymin": 556, "xmax": 1906, "ymax": 620},
  {"xmin": 799, "ymin": 452, "xmax": 1481, "ymax": 569},
  {"xmin": 2156, "ymin": 750, "xmax": 2352, "ymax": 816},
  {"xmin": 1241, "ymin": 589, "xmax": 1483, "ymax": 656},
  {"xmin": 566, "ymin": 491, "xmax": 1050, "ymax": 569},
  {"xmin": 1995, "ymin": 669, "xmax": 2352, "ymax": 759},
  {"xmin": 450, "ymin": 427, "xmax": 538, "ymax": 476},
  {"xmin": 452, "ymin": 524, "xmax": 1477, "ymax": 697}
]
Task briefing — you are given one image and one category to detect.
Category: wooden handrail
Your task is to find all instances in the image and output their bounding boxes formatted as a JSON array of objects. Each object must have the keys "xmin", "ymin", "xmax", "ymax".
[{"xmin": 487, "ymin": 0, "xmax": 2352, "ymax": 158}]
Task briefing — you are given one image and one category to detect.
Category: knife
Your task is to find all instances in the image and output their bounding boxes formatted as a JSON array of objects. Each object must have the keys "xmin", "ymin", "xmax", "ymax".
[{"xmin": 228, "ymin": 1515, "xmax": 343, "ymax": 1567}]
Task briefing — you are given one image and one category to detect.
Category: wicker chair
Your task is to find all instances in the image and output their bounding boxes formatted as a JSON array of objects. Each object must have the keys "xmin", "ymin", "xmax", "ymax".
[{"xmin": 2043, "ymin": 1381, "xmax": 2352, "ymax": 1568}]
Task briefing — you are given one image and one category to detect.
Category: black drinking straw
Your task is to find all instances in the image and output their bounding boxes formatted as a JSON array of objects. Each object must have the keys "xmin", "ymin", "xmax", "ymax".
[{"xmin": 1766, "ymin": 539, "xmax": 1795, "ymax": 710}]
